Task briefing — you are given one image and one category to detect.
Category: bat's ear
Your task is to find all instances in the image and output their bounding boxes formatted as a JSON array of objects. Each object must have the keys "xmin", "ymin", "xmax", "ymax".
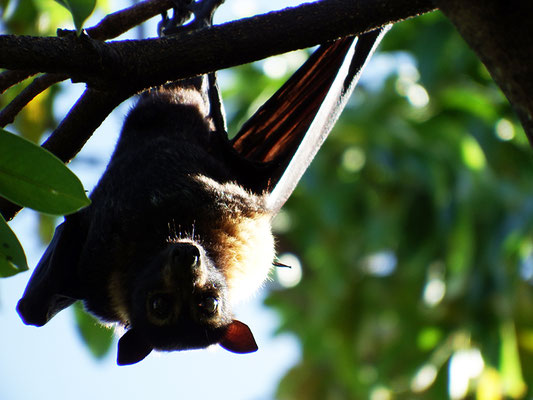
[
  {"xmin": 219, "ymin": 320, "xmax": 258, "ymax": 354},
  {"xmin": 117, "ymin": 329, "xmax": 153, "ymax": 366}
]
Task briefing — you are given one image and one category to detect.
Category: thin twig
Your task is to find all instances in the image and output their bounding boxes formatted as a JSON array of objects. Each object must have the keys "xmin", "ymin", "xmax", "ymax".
[
  {"xmin": 0, "ymin": 73, "xmax": 67, "ymax": 127},
  {"xmin": 86, "ymin": 0, "xmax": 174, "ymax": 40},
  {"xmin": 0, "ymin": 70, "xmax": 36, "ymax": 93}
]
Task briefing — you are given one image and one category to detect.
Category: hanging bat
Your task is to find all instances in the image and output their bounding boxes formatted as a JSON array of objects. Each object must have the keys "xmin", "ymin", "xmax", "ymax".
[{"xmin": 16, "ymin": 9, "xmax": 387, "ymax": 365}]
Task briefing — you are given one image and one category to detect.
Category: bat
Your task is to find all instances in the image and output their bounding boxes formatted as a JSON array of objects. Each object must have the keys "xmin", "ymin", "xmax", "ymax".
[{"xmin": 16, "ymin": 9, "xmax": 387, "ymax": 365}]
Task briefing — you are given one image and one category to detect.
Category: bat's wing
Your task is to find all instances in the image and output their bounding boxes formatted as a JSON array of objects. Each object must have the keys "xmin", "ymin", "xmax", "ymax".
[
  {"xmin": 230, "ymin": 28, "xmax": 389, "ymax": 213},
  {"xmin": 17, "ymin": 213, "xmax": 87, "ymax": 326}
]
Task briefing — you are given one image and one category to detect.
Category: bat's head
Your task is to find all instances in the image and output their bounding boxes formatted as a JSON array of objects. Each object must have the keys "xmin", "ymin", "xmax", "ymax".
[{"xmin": 117, "ymin": 241, "xmax": 258, "ymax": 366}]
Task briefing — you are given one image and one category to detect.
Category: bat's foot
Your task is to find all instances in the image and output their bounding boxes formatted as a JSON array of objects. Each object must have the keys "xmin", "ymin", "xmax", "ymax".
[
  {"xmin": 159, "ymin": 0, "xmax": 224, "ymax": 36},
  {"xmin": 158, "ymin": 0, "xmax": 192, "ymax": 37},
  {"xmin": 188, "ymin": 0, "xmax": 225, "ymax": 28}
]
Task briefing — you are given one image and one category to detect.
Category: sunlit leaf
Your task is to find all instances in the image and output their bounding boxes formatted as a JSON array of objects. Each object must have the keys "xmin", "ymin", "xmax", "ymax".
[
  {"xmin": 417, "ymin": 327, "xmax": 443, "ymax": 350},
  {"xmin": 476, "ymin": 367, "xmax": 503, "ymax": 400},
  {"xmin": 461, "ymin": 136, "xmax": 486, "ymax": 171},
  {"xmin": 54, "ymin": 0, "xmax": 96, "ymax": 33},
  {"xmin": 0, "ymin": 129, "xmax": 90, "ymax": 214},
  {"xmin": 440, "ymin": 86, "xmax": 498, "ymax": 123},
  {"xmin": 500, "ymin": 321, "xmax": 527, "ymax": 398}
]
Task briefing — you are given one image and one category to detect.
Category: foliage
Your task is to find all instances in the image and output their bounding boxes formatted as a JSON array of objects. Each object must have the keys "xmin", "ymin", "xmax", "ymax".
[{"xmin": 264, "ymin": 12, "xmax": 533, "ymax": 399}]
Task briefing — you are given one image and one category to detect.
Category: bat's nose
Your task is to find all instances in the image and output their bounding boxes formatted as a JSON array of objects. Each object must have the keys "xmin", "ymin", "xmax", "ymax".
[{"xmin": 169, "ymin": 242, "xmax": 200, "ymax": 269}]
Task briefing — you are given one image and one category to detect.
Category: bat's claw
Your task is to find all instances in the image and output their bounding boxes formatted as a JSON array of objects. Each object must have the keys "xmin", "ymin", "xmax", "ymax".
[
  {"xmin": 188, "ymin": 0, "xmax": 225, "ymax": 28},
  {"xmin": 159, "ymin": 0, "xmax": 224, "ymax": 36}
]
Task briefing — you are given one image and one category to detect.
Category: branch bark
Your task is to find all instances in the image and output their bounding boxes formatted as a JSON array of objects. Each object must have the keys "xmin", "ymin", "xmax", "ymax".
[
  {"xmin": 0, "ymin": 73, "xmax": 66, "ymax": 127},
  {"xmin": 434, "ymin": 0, "xmax": 533, "ymax": 144},
  {"xmin": 41, "ymin": 88, "xmax": 129, "ymax": 163},
  {"xmin": 85, "ymin": 0, "xmax": 174, "ymax": 40},
  {"xmin": 0, "ymin": 70, "xmax": 36, "ymax": 93},
  {"xmin": 0, "ymin": 0, "xmax": 435, "ymax": 91}
]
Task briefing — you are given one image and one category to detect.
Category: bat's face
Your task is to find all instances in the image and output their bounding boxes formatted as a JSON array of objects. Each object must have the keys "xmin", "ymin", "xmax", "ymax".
[
  {"xmin": 117, "ymin": 240, "xmax": 258, "ymax": 365},
  {"xmin": 133, "ymin": 241, "xmax": 231, "ymax": 348}
]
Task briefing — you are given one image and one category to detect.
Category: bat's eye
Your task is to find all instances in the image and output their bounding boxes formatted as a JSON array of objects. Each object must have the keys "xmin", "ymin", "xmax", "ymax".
[
  {"xmin": 198, "ymin": 296, "xmax": 219, "ymax": 316},
  {"xmin": 149, "ymin": 295, "xmax": 171, "ymax": 319}
]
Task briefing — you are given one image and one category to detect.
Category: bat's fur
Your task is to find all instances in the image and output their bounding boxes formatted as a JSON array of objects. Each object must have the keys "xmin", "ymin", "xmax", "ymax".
[
  {"xmin": 18, "ymin": 81, "xmax": 273, "ymax": 364},
  {"xmin": 84, "ymin": 84, "xmax": 275, "ymax": 319},
  {"xmin": 89, "ymin": 83, "xmax": 274, "ymax": 360}
]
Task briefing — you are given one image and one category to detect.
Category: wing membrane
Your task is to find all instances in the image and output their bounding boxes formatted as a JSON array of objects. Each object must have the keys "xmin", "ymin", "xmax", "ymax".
[{"xmin": 231, "ymin": 28, "xmax": 389, "ymax": 212}]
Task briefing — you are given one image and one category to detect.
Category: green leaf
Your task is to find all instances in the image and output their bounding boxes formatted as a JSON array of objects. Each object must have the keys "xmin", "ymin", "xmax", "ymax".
[
  {"xmin": 440, "ymin": 86, "xmax": 497, "ymax": 122},
  {"xmin": 0, "ymin": 129, "xmax": 90, "ymax": 215},
  {"xmin": 0, "ymin": 214, "xmax": 28, "ymax": 277},
  {"xmin": 73, "ymin": 302, "xmax": 114, "ymax": 359},
  {"xmin": 54, "ymin": 0, "xmax": 96, "ymax": 34},
  {"xmin": 500, "ymin": 321, "xmax": 527, "ymax": 397}
]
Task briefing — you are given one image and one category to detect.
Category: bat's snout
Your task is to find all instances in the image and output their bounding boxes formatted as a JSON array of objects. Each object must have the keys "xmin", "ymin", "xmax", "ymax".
[
  {"xmin": 166, "ymin": 242, "xmax": 220, "ymax": 291},
  {"xmin": 168, "ymin": 242, "xmax": 201, "ymax": 271}
]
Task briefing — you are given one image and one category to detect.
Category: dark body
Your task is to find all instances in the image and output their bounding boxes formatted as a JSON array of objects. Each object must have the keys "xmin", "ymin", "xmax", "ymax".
[
  {"xmin": 19, "ymin": 82, "xmax": 271, "ymax": 364},
  {"xmin": 82, "ymin": 84, "xmax": 274, "ymax": 320},
  {"xmin": 17, "ymin": 29, "xmax": 388, "ymax": 365}
]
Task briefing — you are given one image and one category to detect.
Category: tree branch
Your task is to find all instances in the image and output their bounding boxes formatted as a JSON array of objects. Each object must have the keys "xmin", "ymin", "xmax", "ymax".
[
  {"xmin": 0, "ymin": 0, "xmax": 175, "ymax": 131},
  {"xmin": 0, "ymin": 70, "xmax": 36, "ymax": 93},
  {"xmin": 85, "ymin": 0, "xmax": 174, "ymax": 40},
  {"xmin": 0, "ymin": 0, "xmax": 435, "ymax": 91},
  {"xmin": 434, "ymin": 0, "xmax": 533, "ymax": 144},
  {"xmin": 41, "ymin": 88, "xmax": 129, "ymax": 163}
]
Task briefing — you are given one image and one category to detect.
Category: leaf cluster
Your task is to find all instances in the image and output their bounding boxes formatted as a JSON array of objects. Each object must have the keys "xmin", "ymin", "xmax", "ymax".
[{"xmin": 266, "ymin": 13, "xmax": 533, "ymax": 399}]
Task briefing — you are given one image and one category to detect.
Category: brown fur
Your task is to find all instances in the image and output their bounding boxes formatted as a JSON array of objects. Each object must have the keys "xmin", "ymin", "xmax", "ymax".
[{"xmin": 187, "ymin": 175, "xmax": 275, "ymax": 304}]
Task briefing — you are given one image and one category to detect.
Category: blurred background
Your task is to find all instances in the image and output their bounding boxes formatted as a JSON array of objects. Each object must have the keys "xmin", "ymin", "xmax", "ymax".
[{"xmin": 2, "ymin": 0, "xmax": 533, "ymax": 399}]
